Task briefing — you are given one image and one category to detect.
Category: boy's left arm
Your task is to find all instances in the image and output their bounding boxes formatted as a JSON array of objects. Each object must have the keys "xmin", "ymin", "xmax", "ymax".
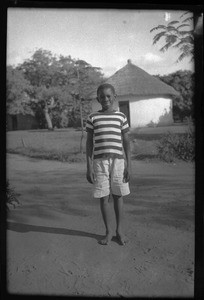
[{"xmin": 122, "ymin": 131, "xmax": 131, "ymax": 182}]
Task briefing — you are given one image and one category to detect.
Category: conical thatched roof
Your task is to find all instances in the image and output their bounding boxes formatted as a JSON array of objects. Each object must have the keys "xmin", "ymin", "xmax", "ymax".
[{"xmin": 90, "ymin": 60, "xmax": 179, "ymax": 98}]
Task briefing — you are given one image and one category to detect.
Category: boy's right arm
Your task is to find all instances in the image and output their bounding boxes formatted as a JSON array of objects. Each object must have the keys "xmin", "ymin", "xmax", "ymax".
[{"xmin": 86, "ymin": 131, "xmax": 95, "ymax": 184}]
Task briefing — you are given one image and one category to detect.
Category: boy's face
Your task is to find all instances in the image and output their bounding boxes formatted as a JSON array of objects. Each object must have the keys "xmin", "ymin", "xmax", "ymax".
[{"xmin": 97, "ymin": 88, "xmax": 116, "ymax": 111}]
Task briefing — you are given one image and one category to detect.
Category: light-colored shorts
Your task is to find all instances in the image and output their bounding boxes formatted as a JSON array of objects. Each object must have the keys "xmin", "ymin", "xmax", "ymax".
[{"xmin": 93, "ymin": 158, "xmax": 130, "ymax": 198}]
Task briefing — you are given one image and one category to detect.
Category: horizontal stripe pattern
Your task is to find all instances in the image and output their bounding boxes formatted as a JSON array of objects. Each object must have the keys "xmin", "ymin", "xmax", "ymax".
[
  {"xmin": 95, "ymin": 142, "xmax": 123, "ymax": 148},
  {"xmin": 94, "ymin": 124, "xmax": 121, "ymax": 130},
  {"xmin": 95, "ymin": 145, "xmax": 123, "ymax": 151},
  {"xmin": 95, "ymin": 134, "xmax": 121, "ymax": 140},
  {"xmin": 86, "ymin": 110, "xmax": 129, "ymax": 159},
  {"xmin": 94, "ymin": 149, "xmax": 123, "ymax": 155},
  {"xmin": 94, "ymin": 127, "xmax": 121, "ymax": 134},
  {"xmin": 94, "ymin": 154, "xmax": 124, "ymax": 159},
  {"xmin": 95, "ymin": 131, "xmax": 121, "ymax": 137},
  {"xmin": 93, "ymin": 118, "xmax": 123, "ymax": 125},
  {"xmin": 95, "ymin": 138, "xmax": 121, "ymax": 144}
]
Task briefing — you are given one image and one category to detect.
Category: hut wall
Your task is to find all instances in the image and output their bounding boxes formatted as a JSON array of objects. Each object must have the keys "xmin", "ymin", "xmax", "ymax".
[{"xmin": 129, "ymin": 96, "xmax": 173, "ymax": 127}]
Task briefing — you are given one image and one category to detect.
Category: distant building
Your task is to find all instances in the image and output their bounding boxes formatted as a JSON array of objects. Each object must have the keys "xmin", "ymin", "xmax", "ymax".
[
  {"xmin": 6, "ymin": 114, "xmax": 39, "ymax": 131},
  {"xmin": 90, "ymin": 60, "xmax": 179, "ymax": 128}
]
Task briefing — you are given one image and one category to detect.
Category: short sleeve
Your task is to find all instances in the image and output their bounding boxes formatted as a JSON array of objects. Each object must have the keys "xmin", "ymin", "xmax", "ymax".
[
  {"xmin": 86, "ymin": 115, "xmax": 94, "ymax": 133},
  {"xmin": 121, "ymin": 115, "xmax": 129, "ymax": 133}
]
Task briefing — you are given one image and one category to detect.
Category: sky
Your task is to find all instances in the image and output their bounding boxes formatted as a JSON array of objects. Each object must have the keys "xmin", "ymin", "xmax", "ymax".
[{"xmin": 7, "ymin": 8, "xmax": 195, "ymax": 77}]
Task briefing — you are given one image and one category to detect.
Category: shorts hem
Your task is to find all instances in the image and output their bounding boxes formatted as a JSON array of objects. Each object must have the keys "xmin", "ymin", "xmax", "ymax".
[
  {"xmin": 93, "ymin": 191, "xmax": 130, "ymax": 198},
  {"xmin": 111, "ymin": 191, "xmax": 130, "ymax": 197},
  {"xmin": 93, "ymin": 192, "xmax": 110, "ymax": 199}
]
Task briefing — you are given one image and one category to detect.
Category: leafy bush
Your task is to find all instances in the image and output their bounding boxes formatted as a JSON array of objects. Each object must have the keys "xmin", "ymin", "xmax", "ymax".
[
  {"xmin": 6, "ymin": 180, "xmax": 20, "ymax": 209},
  {"xmin": 157, "ymin": 124, "xmax": 195, "ymax": 162},
  {"xmin": 156, "ymin": 70, "xmax": 195, "ymax": 122}
]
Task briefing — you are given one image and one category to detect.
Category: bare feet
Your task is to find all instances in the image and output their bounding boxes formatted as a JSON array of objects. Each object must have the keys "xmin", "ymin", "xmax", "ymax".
[
  {"xmin": 116, "ymin": 232, "xmax": 128, "ymax": 246},
  {"xmin": 98, "ymin": 233, "xmax": 113, "ymax": 245}
]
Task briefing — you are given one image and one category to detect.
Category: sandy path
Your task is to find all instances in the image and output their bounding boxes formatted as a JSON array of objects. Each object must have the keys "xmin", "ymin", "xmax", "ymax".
[{"xmin": 6, "ymin": 154, "xmax": 194, "ymax": 297}]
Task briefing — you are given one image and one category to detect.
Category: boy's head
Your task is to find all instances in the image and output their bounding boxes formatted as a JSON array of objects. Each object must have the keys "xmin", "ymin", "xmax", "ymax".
[{"xmin": 96, "ymin": 83, "xmax": 116, "ymax": 111}]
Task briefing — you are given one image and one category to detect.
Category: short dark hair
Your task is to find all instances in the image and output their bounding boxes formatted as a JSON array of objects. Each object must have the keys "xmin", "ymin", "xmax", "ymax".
[{"xmin": 97, "ymin": 83, "xmax": 116, "ymax": 96}]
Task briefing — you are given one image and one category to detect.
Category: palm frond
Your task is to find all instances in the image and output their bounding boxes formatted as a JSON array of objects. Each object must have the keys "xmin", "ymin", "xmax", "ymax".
[
  {"xmin": 173, "ymin": 42, "xmax": 192, "ymax": 50},
  {"xmin": 180, "ymin": 11, "xmax": 191, "ymax": 19},
  {"xmin": 173, "ymin": 36, "xmax": 194, "ymax": 48},
  {"xmin": 179, "ymin": 44, "xmax": 194, "ymax": 53},
  {"xmin": 160, "ymin": 42, "xmax": 173, "ymax": 53},
  {"xmin": 182, "ymin": 17, "xmax": 194, "ymax": 23},
  {"xmin": 166, "ymin": 26, "xmax": 179, "ymax": 33},
  {"xmin": 172, "ymin": 41, "xmax": 182, "ymax": 48},
  {"xmin": 150, "ymin": 25, "xmax": 167, "ymax": 33},
  {"xmin": 168, "ymin": 20, "xmax": 179, "ymax": 26},
  {"xmin": 151, "ymin": 10, "xmax": 195, "ymax": 64},
  {"xmin": 178, "ymin": 31, "xmax": 194, "ymax": 39},
  {"xmin": 176, "ymin": 53, "xmax": 186, "ymax": 63},
  {"xmin": 176, "ymin": 24, "xmax": 190, "ymax": 30},
  {"xmin": 177, "ymin": 46, "xmax": 193, "ymax": 63},
  {"xmin": 152, "ymin": 31, "xmax": 167, "ymax": 45},
  {"xmin": 176, "ymin": 45, "xmax": 193, "ymax": 63},
  {"xmin": 165, "ymin": 35, "xmax": 178, "ymax": 44}
]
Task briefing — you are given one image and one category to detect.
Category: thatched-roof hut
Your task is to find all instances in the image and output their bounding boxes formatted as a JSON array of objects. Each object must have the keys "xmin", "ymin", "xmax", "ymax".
[{"xmin": 91, "ymin": 60, "xmax": 179, "ymax": 128}]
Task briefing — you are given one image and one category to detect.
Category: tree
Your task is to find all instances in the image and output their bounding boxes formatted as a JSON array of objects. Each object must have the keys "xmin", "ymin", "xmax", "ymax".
[
  {"xmin": 70, "ymin": 59, "xmax": 103, "ymax": 123},
  {"xmin": 18, "ymin": 50, "xmax": 74, "ymax": 129},
  {"xmin": 18, "ymin": 49, "xmax": 57, "ymax": 87},
  {"xmin": 155, "ymin": 70, "xmax": 195, "ymax": 121},
  {"xmin": 150, "ymin": 11, "xmax": 194, "ymax": 63},
  {"xmin": 6, "ymin": 66, "xmax": 34, "ymax": 116},
  {"xmin": 18, "ymin": 49, "xmax": 104, "ymax": 130},
  {"xmin": 31, "ymin": 86, "xmax": 60, "ymax": 130},
  {"xmin": 70, "ymin": 59, "xmax": 103, "ymax": 153}
]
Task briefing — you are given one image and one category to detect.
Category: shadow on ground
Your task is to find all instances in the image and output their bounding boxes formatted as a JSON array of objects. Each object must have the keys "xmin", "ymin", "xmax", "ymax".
[
  {"xmin": 7, "ymin": 222, "xmax": 123, "ymax": 245},
  {"xmin": 7, "ymin": 222, "xmax": 102, "ymax": 241}
]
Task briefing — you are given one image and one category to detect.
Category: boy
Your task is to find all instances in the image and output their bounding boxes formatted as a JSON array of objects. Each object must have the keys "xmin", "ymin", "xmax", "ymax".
[{"xmin": 86, "ymin": 83, "xmax": 131, "ymax": 245}]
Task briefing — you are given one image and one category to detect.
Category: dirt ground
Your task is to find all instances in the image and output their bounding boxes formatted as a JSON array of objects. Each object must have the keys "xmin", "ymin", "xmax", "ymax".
[{"xmin": 6, "ymin": 154, "xmax": 195, "ymax": 297}]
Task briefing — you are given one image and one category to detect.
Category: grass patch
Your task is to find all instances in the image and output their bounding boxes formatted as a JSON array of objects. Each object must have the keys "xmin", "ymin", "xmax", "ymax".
[
  {"xmin": 7, "ymin": 129, "xmax": 86, "ymax": 163},
  {"xmin": 130, "ymin": 139, "xmax": 159, "ymax": 161},
  {"xmin": 7, "ymin": 146, "xmax": 86, "ymax": 163},
  {"xmin": 6, "ymin": 125, "xmax": 194, "ymax": 163}
]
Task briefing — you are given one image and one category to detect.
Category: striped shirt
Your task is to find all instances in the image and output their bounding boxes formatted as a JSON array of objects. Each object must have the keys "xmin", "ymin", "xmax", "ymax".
[{"xmin": 86, "ymin": 110, "xmax": 129, "ymax": 159}]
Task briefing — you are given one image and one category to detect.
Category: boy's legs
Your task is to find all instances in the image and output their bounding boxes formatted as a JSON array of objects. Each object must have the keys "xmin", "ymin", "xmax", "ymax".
[
  {"xmin": 111, "ymin": 158, "xmax": 129, "ymax": 245},
  {"xmin": 99, "ymin": 195, "xmax": 113, "ymax": 245},
  {"xmin": 113, "ymin": 194, "xmax": 128, "ymax": 245}
]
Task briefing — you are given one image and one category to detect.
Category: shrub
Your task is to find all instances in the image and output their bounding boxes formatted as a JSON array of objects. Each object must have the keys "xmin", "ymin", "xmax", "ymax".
[
  {"xmin": 6, "ymin": 180, "xmax": 20, "ymax": 209},
  {"xmin": 157, "ymin": 124, "xmax": 195, "ymax": 162}
]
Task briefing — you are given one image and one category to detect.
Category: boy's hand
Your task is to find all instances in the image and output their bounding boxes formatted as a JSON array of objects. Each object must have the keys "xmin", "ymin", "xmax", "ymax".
[
  {"xmin": 123, "ymin": 166, "xmax": 131, "ymax": 183},
  {"xmin": 86, "ymin": 168, "xmax": 96, "ymax": 184}
]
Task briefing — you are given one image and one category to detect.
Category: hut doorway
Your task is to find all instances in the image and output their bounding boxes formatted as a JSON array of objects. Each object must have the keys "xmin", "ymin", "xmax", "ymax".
[{"xmin": 119, "ymin": 101, "xmax": 130, "ymax": 126}]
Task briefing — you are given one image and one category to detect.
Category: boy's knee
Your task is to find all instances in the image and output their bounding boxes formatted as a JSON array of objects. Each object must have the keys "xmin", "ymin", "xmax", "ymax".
[
  {"xmin": 100, "ymin": 195, "xmax": 110, "ymax": 204},
  {"xmin": 112, "ymin": 194, "xmax": 123, "ymax": 200}
]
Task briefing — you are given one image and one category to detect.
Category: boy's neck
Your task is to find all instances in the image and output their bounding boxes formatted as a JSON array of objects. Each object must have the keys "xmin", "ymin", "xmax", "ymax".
[{"xmin": 101, "ymin": 107, "xmax": 115, "ymax": 113}]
